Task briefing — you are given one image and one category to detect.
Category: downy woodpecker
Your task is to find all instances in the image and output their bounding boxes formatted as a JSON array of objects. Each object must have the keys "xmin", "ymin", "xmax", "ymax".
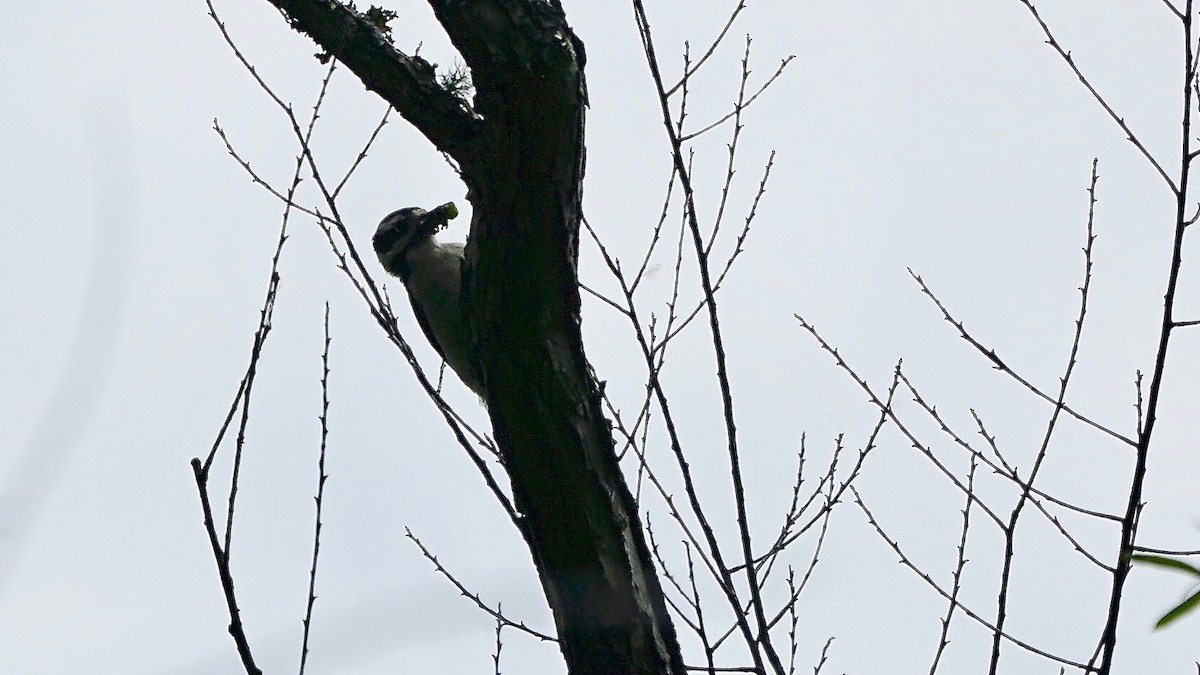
[{"xmin": 372, "ymin": 202, "xmax": 484, "ymax": 397}]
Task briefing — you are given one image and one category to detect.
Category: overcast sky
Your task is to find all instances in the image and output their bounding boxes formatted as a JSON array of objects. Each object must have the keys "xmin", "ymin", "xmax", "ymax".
[{"xmin": 2, "ymin": 1, "xmax": 1198, "ymax": 673}]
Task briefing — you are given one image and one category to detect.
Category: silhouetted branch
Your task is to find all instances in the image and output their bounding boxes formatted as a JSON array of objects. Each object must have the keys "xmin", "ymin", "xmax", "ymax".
[
  {"xmin": 908, "ymin": 269, "xmax": 1135, "ymax": 447},
  {"xmin": 1095, "ymin": 3, "xmax": 1198, "ymax": 670},
  {"xmin": 404, "ymin": 528, "xmax": 557, "ymax": 643},
  {"xmin": 929, "ymin": 453, "xmax": 977, "ymax": 675},
  {"xmin": 664, "ymin": 1, "xmax": 745, "ymax": 97},
  {"xmin": 1015, "ymin": 0, "xmax": 1177, "ymax": 192},
  {"xmin": 191, "ymin": 458, "xmax": 264, "ymax": 675},
  {"xmin": 681, "ymin": 55, "xmax": 794, "ymax": 144},
  {"xmin": 1160, "ymin": 0, "xmax": 1186, "ymax": 21},
  {"xmin": 190, "ymin": 46, "xmax": 319, "ymax": 667},
  {"xmin": 299, "ymin": 302, "xmax": 333, "ymax": 675},
  {"xmin": 191, "ymin": 168, "xmax": 290, "ymax": 675},
  {"xmin": 966, "ymin": 408, "xmax": 1119, "ymax": 523},
  {"xmin": 258, "ymin": 0, "xmax": 483, "ymax": 157},
  {"xmin": 492, "ymin": 607, "xmax": 504, "ymax": 675},
  {"xmin": 634, "ymin": 4, "xmax": 782, "ymax": 668},
  {"xmin": 811, "ymin": 636, "xmax": 834, "ymax": 675},
  {"xmin": 991, "ymin": 158, "xmax": 1102, "ymax": 672},
  {"xmin": 1132, "ymin": 545, "xmax": 1200, "ymax": 556},
  {"xmin": 685, "ymin": 544, "xmax": 718, "ymax": 673},
  {"xmin": 332, "ymin": 105, "xmax": 391, "ymax": 198},
  {"xmin": 852, "ymin": 488, "xmax": 1091, "ymax": 672},
  {"xmin": 794, "ymin": 321, "xmax": 1008, "ymax": 528}
]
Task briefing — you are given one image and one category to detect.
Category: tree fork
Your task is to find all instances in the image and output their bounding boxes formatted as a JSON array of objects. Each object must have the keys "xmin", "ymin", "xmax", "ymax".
[{"xmin": 260, "ymin": 1, "xmax": 685, "ymax": 672}]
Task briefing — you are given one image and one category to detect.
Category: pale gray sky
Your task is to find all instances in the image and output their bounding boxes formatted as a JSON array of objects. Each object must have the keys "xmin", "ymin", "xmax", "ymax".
[{"xmin": 2, "ymin": 1, "xmax": 1197, "ymax": 673}]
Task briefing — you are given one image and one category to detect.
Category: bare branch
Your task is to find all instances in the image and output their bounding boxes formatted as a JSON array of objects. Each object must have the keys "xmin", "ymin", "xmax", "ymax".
[
  {"xmin": 405, "ymin": 528, "xmax": 557, "ymax": 643},
  {"xmin": 812, "ymin": 637, "xmax": 834, "ymax": 675},
  {"xmin": 1134, "ymin": 370, "xmax": 1145, "ymax": 437},
  {"xmin": 681, "ymin": 56, "xmax": 795, "ymax": 143},
  {"xmin": 664, "ymin": 1, "xmax": 746, "ymax": 97},
  {"xmin": 1014, "ymin": 0, "xmax": 1177, "ymax": 193},
  {"xmin": 492, "ymin": 607, "xmax": 504, "ymax": 675},
  {"xmin": 212, "ymin": 122, "xmax": 332, "ymax": 223},
  {"xmin": 635, "ymin": 2, "xmax": 784, "ymax": 667},
  {"xmin": 990, "ymin": 158, "xmax": 1100, "ymax": 673},
  {"xmin": 792, "ymin": 321, "xmax": 1008, "ymax": 529},
  {"xmin": 1096, "ymin": 4, "xmax": 1198, "ymax": 669},
  {"xmin": 1160, "ymin": 0, "xmax": 1186, "ymax": 21},
  {"xmin": 853, "ymin": 488, "xmax": 1092, "ymax": 672},
  {"xmin": 645, "ymin": 518, "xmax": 702, "ymax": 636},
  {"xmin": 904, "ymin": 373, "xmax": 1119, "ymax": 526},
  {"xmin": 332, "ymin": 105, "xmax": 391, "ymax": 199},
  {"xmin": 929, "ymin": 453, "xmax": 977, "ymax": 675},
  {"xmin": 908, "ymin": 269, "xmax": 1136, "ymax": 447},
  {"xmin": 1131, "ymin": 545, "xmax": 1200, "ymax": 556},
  {"xmin": 191, "ymin": 459, "xmax": 263, "ymax": 675},
  {"xmin": 299, "ymin": 302, "xmax": 333, "ymax": 675}
]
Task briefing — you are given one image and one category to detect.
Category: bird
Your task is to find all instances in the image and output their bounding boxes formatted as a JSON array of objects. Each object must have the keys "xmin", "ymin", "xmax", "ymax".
[{"xmin": 372, "ymin": 202, "xmax": 484, "ymax": 397}]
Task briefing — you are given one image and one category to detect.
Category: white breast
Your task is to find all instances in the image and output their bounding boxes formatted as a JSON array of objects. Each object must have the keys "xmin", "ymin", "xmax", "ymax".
[{"xmin": 403, "ymin": 240, "xmax": 481, "ymax": 395}]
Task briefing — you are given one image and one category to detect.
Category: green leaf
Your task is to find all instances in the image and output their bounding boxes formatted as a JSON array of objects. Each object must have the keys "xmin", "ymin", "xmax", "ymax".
[{"xmin": 1154, "ymin": 587, "xmax": 1200, "ymax": 630}]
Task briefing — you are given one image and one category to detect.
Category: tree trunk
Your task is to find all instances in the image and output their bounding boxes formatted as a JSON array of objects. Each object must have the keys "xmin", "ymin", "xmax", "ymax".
[{"xmin": 261, "ymin": 1, "xmax": 685, "ymax": 672}]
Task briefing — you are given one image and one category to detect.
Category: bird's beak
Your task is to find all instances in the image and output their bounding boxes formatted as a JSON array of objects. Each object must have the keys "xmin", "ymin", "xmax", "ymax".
[{"xmin": 418, "ymin": 202, "xmax": 459, "ymax": 235}]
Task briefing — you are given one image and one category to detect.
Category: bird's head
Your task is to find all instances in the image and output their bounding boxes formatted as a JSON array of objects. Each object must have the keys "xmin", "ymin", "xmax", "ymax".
[{"xmin": 373, "ymin": 202, "xmax": 459, "ymax": 278}]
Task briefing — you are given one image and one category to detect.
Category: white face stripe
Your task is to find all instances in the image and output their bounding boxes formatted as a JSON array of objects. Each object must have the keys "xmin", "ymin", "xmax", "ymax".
[{"xmin": 380, "ymin": 207, "xmax": 424, "ymax": 228}]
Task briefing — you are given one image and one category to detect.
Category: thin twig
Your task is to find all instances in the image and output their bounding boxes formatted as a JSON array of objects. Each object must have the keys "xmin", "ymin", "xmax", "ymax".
[
  {"xmin": 909, "ymin": 375, "xmax": 1117, "ymax": 521},
  {"xmin": 332, "ymin": 105, "xmax": 391, "ymax": 199},
  {"xmin": 653, "ymin": 151, "xmax": 775, "ymax": 357},
  {"xmin": 989, "ymin": 158, "xmax": 1100, "ymax": 674},
  {"xmin": 1134, "ymin": 370, "xmax": 1145, "ymax": 437},
  {"xmin": 685, "ymin": 544, "xmax": 718, "ymax": 674},
  {"xmin": 706, "ymin": 35, "xmax": 755, "ymax": 256},
  {"xmin": 929, "ymin": 453, "xmax": 978, "ymax": 675},
  {"xmin": 897, "ymin": 373, "xmax": 1113, "ymax": 573},
  {"xmin": 405, "ymin": 528, "xmax": 557, "ymax": 642},
  {"xmin": 752, "ymin": 369, "xmax": 894, "ymax": 575},
  {"xmin": 645, "ymin": 517, "xmax": 702, "ymax": 635},
  {"xmin": 631, "ymin": 117, "xmax": 683, "ymax": 293},
  {"xmin": 908, "ymin": 269, "xmax": 1135, "ymax": 447},
  {"xmin": 664, "ymin": 1, "xmax": 746, "ymax": 97},
  {"xmin": 762, "ymin": 454, "xmax": 837, "ymax": 634},
  {"xmin": 852, "ymin": 488, "xmax": 1092, "ymax": 672},
  {"xmin": 214, "ymin": 123, "xmax": 335, "ymax": 224},
  {"xmin": 299, "ymin": 303, "xmax": 333, "ymax": 675},
  {"xmin": 812, "ymin": 637, "xmax": 834, "ymax": 675},
  {"xmin": 1015, "ymin": 0, "xmax": 1177, "ymax": 193},
  {"xmin": 634, "ymin": 5, "xmax": 782, "ymax": 668},
  {"xmin": 1131, "ymin": 545, "xmax": 1200, "ymax": 556},
  {"xmin": 681, "ymin": 56, "xmax": 795, "ymax": 144},
  {"xmin": 1160, "ymin": 0, "xmax": 1186, "ymax": 21},
  {"xmin": 793, "ymin": 321, "xmax": 1009, "ymax": 529},
  {"xmin": 492, "ymin": 605, "xmax": 504, "ymax": 675}
]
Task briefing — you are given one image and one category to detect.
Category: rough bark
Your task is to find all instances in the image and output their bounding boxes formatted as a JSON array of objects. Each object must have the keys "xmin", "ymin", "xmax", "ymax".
[{"xmin": 261, "ymin": 1, "xmax": 684, "ymax": 672}]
